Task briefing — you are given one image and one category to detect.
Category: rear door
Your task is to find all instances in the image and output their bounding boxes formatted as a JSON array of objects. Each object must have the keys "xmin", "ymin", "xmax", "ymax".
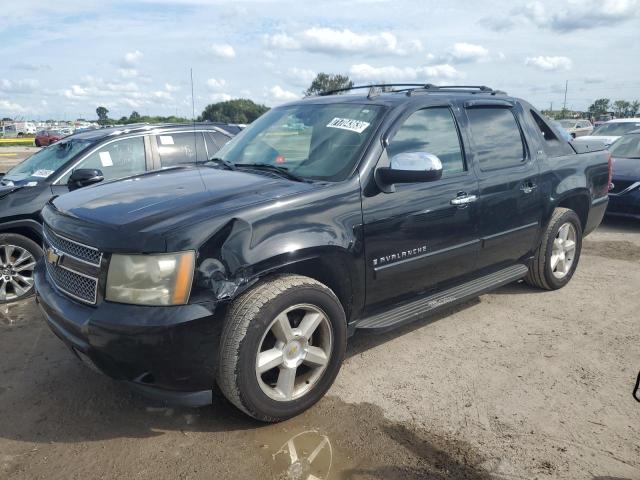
[
  {"xmin": 362, "ymin": 102, "xmax": 480, "ymax": 310},
  {"xmin": 463, "ymin": 101, "xmax": 543, "ymax": 271}
]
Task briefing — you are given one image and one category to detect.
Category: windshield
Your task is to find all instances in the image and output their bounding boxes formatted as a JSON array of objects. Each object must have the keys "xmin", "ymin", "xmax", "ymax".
[
  {"xmin": 215, "ymin": 103, "xmax": 386, "ymax": 181},
  {"xmin": 3, "ymin": 138, "xmax": 92, "ymax": 183},
  {"xmin": 592, "ymin": 122, "xmax": 640, "ymax": 136},
  {"xmin": 558, "ymin": 120, "xmax": 575, "ymax": 128},
  {"xmin": 609, "ymin": 134, "xmax": 640, "ymax": 158}
]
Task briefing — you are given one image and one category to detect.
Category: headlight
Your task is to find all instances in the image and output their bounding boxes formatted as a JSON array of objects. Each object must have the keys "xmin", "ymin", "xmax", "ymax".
[{"xmin": 106, "ymin": 251, "xmax": 195, "ymax": 306}]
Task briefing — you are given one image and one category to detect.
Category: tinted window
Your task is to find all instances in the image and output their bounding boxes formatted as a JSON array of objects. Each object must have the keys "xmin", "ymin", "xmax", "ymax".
[
  {"xmin": 387, "ymin": 107, "xmax": 465, "ymax": 176},
  {"xmin": 61, "ymin": 136, "xmax": 146, "ymax": 183},
  {"xmin": 467, "ymin": 108, "xmax": 526, "ymax": 170},
  {"xmin": 157, "ymin": 132, "xmax": 207, "ymax": 167}
]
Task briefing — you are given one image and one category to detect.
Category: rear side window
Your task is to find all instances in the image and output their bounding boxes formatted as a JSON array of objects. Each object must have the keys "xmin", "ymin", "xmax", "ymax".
[
  {"xmin": 157, "ymin": 132, "xmax": 207, "ymax": 167},
  {"xmin": 529, "ymin": 110, "xmax": 575, "ymax": 157},
  {"xmin": 387, "ymin": 107, "xmax": 465, "ymax": 176},
  {"xmin": 466, "ymin": 108, "xmax": 526, "ymax": 170}
]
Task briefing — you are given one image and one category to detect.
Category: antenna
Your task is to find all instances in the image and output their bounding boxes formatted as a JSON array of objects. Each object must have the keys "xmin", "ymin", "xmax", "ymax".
[{"xmin": 190, "ymin": 68, "xmax": 198, "ymax": 162}]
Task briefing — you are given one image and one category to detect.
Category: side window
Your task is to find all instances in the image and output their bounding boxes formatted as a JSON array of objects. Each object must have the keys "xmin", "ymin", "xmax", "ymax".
[
  {"xmin": 204, "ymin": 132, "xmax": 231, "ymax": 157},
  {"xmin": 387, "ymin": 107, "xmax": 465, "ymax": 177},
  {"xmin": 466, "ymin": 107, "xmax": 526, "ymax": 170},
  {"xmin": 528, "ymin": 110, "xmax": 574, "ymax": 157},
  {"xmin": 60, "ymin": 136, "xmax": 146, "ymax": 184},
  {"xmin": 157, "ymin": 132, "xmax": 207, "ymax": 167}
]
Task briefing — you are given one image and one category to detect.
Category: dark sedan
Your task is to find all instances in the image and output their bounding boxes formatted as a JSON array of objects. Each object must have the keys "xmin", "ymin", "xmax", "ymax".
[{"xmin": 607, "ymin": 129, "xmax": 640, "ymax": 219}]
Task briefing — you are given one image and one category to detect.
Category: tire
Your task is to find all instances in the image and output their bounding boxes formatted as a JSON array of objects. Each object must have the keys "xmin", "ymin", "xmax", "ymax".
[
  {"xmin": 0, "ymin": 234, "xmax": 43, "ymax": 304},
  {"xmin": 525, "ymin": 208, "xmax": 582, "ymax": 290},
  {"xmin": 217, "ymin": 274, "xmax": 347, "ymax": 422},
  {"xmin": 35, "ymin": 139, "xmax": 41, "ymax": 147}
]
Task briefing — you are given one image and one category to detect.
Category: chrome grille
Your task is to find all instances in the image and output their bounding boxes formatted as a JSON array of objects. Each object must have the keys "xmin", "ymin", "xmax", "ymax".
[
  {"xmin": 43, "ymin": 223, "xmax": 100, "ymax": 305},
  {"xmin": 43, "ymin": 224, "xmax": 102, "ymax": 266},
  {"xmin": 45, "ymin": 261, "xmax": 98, "ymax": 304}
]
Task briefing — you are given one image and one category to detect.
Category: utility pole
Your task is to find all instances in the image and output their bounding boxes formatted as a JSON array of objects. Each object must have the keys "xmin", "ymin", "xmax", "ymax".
[{"xmin": 563, "ymin": 80, "xmax": 568, "ymax": 111}]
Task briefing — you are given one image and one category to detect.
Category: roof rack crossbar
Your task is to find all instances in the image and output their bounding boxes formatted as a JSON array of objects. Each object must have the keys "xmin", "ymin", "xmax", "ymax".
[{"xmin": 316, "ymin": 83, "xmax": 506, "ymax": 97}]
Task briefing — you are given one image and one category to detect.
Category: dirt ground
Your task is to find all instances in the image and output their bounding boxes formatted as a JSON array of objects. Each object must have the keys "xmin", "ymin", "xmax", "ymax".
[{"xmin": 1, "ymin": 217, "xmax": 639, "ymax": 480}]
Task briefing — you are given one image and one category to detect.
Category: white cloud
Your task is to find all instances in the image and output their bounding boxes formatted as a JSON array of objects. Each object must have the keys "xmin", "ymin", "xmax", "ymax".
[
  {"xmin": 269, "ymin": 85, "xmax": 298, "ymax": 102},
  {"xmin": 449, "ymin": 43, "xmax": 490, "ymax": 63},
  {"xmin": 264, "ymin": 33, "xmax": 298, "ymax": 50},
  {"xmin": 122, "ymin": 50, "xmax": 143, "ymax": 66},
  {"xmin": 164, "ymin": 83, "xmax": 180, "ymax": 92},
  {"xmin": 349, "ymin": 63, "xmax": 462, "ymax": 82},
  {"xmin": 264, "ymin": 28, "xmax": 421, "ymax": 56},
  {"xmin": 0, "ymin": 78, "xmax": 39, "ymax": 93},
  {"xmin": 287, "ymin": 67, "xmax": 316, "ymax": 86},
  {"xmin": 524, "ymin": 55, "xmax": 572, "ymax": 71},
  {"xmin": 210, "ymin": 44, "xmax": 236, "ymax": 59},
  {"xmin": 0, "ymin": 99, "xmax": 26, "ymax": 113},
  {"xmin": 209, "ymin": 93, "xmax": 233, "ymax": 102},
  {"xmin": 487, "ymin": 0, "xmax": 640, "ymax": 32},
  {"xmin": 118, "ymin": 68, "xmax": 138, "ymax": 79},
  {"xmin": 206, "ymin": 78, "xmax": 227, "ymax": 90}
]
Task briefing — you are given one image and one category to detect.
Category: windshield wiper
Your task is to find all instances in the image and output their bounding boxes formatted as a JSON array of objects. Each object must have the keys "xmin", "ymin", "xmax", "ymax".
[
  {"xmin": 204, "ymin": 157, "xmax": 236, "ymax": 171},
  {"xmin": 235, "ymin": 163, "xmax": 309, "ymax": 182}
]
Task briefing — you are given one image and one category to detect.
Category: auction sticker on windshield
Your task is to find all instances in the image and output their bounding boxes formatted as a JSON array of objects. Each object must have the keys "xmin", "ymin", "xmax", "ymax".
[
  {"xmin": 32, "ymin": 169, "xmax": 54, "ymax": 178},
  {"xmin": 326, "ymin": 117, "xmax": 370, "ymax": 133}
]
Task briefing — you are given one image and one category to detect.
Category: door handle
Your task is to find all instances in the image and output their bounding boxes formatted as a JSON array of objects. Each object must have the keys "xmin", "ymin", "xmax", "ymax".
[
  {"xmin": 520, "ymin": 182, "xmax": 537, "ymax": 194},
  {"xmin": 450, "ymin": 194, "xmax": 478, "ymax": 206}
]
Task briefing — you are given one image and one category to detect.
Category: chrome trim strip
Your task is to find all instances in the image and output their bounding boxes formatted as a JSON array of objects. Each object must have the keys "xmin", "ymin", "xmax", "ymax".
[
  {"xmin": 373, "ymin": 239, "xmax": 480, "ymax": 272},
  {"xmin": 481, "ymin": 222, "xmax": 539, "ymax": 242}
]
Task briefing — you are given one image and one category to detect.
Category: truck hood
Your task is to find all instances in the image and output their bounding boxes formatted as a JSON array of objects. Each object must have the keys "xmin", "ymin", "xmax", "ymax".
[
  {"xmin": 573, "ymin": 135, "xmax": 620, "ymax": 146},
  {"xmin": 48, "ymin": 166, "xmax": 319, "ymax": 251},
  {"xmin": 612, "ymin": 156, "xmax": 640, "ymax": 179}
]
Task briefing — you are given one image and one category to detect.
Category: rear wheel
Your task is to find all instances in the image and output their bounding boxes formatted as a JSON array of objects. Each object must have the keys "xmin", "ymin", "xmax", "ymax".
[
  {"xmin": 34, "ymin": 139, "xmax": 41, "ymax": 147},
  {"xmin": 0, "ymin": 234, "xmax": 42, "ymax": 303},
  {"xmin": 525, "ymin": 208, "xmax": 582, "ymax": 290},
  {"xmin": 217, "ymin": 274, "xmax": 346, "ymax": 422}
]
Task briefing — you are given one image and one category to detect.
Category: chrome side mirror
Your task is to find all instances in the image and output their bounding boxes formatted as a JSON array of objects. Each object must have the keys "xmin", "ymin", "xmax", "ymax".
[{"xmin": 377, "ymin": 152, "xmax": 443, "ymax": 186}]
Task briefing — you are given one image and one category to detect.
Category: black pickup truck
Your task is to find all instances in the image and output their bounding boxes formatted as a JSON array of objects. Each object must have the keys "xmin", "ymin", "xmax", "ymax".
[{"xmin": 34, "ymin": 85, "xmax": 610, "ymax": 422}]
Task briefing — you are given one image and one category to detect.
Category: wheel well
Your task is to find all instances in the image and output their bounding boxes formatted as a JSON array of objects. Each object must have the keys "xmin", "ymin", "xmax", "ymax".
[
  {"xmin": 0, "ymin": 226, "xmax": 42, "ymax": 246},
  {"xmin": 558, "ymin": 195, "xmax": 589, "ymax": 230},
  {"xmin": 267, "ymin": 256, "xmax": 353, "ymax": 320}
]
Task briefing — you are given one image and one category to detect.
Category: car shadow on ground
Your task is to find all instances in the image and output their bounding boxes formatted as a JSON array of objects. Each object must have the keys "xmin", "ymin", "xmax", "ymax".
[{"xmin": 598, "ymin": 215, "xmax": 640, "ymax": 234}]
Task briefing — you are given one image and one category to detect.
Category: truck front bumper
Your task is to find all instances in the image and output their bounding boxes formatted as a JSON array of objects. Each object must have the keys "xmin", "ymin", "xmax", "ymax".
[{"xmin": 34, "ymin": 260, "xmax": 223, "ymax": 407}]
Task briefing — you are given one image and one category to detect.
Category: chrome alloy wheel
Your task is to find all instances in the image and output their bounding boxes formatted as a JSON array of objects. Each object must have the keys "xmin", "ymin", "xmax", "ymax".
[
  {"xmin": 0, "ymin": 244, "xmax": 37, "ymax": 302},
  {"xmin": 256, "ymin": 304, "xmax": 333, "ymax": 402},
  {"xmin": 550, "ymin": 222, "xmax": 577, "ymax": 279}
]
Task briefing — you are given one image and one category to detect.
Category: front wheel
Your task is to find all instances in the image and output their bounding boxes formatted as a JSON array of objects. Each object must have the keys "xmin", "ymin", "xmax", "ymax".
[
  {"xmin": 217, "ymin": 274, "xmax": 347, "ymax": 422},
  {"xmin": 525, "ymin": 208, "xmax": 583, "ymax": 290},
  {"xmin": 0, "ymin": 234, "xmax": 42, "ymax": 303}
]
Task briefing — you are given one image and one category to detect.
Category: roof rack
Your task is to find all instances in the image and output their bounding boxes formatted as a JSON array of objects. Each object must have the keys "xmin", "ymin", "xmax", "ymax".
[{"xmin": 317, "ymin": 83, "xmax": 506, "ymax": 98}]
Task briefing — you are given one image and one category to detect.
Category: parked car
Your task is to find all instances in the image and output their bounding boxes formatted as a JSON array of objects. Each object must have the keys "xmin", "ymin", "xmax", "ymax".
[
  {"xmin": 607, "ymin": 129, "xmax": 640, "ymax": 219},
  {"xmin": 549, "ymin": 120, "xmax": 574, "ymax": 142},
  {"xmin": 33, "ymin": 84, "xmax": 610, "ymax": 422},
  {"xmin": 35, "ymin": 129, "xmax": 65, "ymax": 147},
  {"xmin": 558, "ymin": 119, "xmax": 593, "ymax": 138},
  {"xmin": 0, "ymin": 123, "xmax": 234, "ymax": 303},
  {"xmin": 573, "ymin": 118, "xmax": 640, "ymax": 147}
]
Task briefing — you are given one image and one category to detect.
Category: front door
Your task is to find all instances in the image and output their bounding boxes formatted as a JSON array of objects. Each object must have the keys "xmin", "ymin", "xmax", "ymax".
[
  {"xmin": 463, "ymin": 103, "xmax": 543, "ymax": 271},
  {"xmin": 362, "ymin": 104, "xmax": 480, "ymax": 311}
]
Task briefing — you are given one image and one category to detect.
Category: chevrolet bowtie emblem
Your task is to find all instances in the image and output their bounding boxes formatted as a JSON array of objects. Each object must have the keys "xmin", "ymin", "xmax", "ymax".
[{"xmin": 46, "ymin": 247, "xmax": 63, "ymax": 266}]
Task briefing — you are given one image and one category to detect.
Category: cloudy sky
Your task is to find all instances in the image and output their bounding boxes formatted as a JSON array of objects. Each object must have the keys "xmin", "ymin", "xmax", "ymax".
[{"xmin": 0, "ymin": 0, "xmax": 638, "ymax": 120}]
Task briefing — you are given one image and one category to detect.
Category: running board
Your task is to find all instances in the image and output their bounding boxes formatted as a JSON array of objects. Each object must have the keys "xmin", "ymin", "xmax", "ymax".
[{"xmin": 356, "ymin": 264, "xmax": 529, "ymax": 334}]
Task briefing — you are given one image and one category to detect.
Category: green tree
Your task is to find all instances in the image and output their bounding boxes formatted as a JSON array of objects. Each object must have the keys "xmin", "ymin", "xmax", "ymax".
[
  {"xmin": 588, "ymin": 98, "xmax": 610, "ymax": 118},
  {"xmin": 613, "ymin": 100, "xmax": 631, "ymax": 117},
  {"xmin": 96, "ymin": 106, "xmax": 109, "ymax": 125},
  {"xmin": 199, "ymin": 99, "xmax": 269, "ymax": 124},
  {"xmin": 304, "ymin": 73, "xmax": 353, "ymax": 96},
  {"xmin": 630, "ymin": 100, "xmax": 640, "ymax": 117},
  {"xmin": 129, "ymin": 111, "xmax": 141, "ymax": 122}
]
